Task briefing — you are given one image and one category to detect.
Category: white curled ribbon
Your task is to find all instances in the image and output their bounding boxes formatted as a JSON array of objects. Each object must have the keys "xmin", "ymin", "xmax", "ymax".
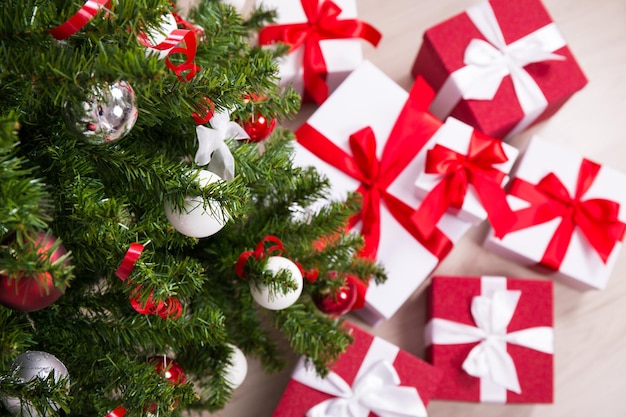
[
  {"xmin": 425, "ymin": 289, "xmax": 553, "ymax": 401},
  {"xmin": 195, "ymin": 110, "xmax": 248, "ymax": 181},
  {"xmin": 292, "ymin": 359, "xmax": 428, "ymax": 417},
  {"xmin": 429, "ymin": 1, "xmax": 567, "ymax": 137}
]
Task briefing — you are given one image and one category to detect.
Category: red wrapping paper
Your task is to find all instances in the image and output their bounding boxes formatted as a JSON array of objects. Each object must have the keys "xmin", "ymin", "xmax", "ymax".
[{"xmin": 426, "ymin": 276, "xmax": 554, "ymax": 403}]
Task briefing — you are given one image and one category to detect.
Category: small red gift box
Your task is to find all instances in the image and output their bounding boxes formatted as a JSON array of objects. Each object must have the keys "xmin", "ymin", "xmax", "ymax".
[
  {"xmin": 272, "ymin": 323, "xmax": 442, "ymax": 416},
  {"xmin": 425, "ymin": 275, "xmax": 554, "ymax": 403},
  {"xmin": 411, "ymin": 0, "xmax": 587, "ymax": 139}
]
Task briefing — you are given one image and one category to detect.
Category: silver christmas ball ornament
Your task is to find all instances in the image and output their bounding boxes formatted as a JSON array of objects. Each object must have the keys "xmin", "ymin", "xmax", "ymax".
[
  {"xmin": 65, "ymin": 80, "xmax": 138, "ymax": 144},
  {"xmin": 1, "ymin": 351, "xmax": 70, "ymax": 417}
]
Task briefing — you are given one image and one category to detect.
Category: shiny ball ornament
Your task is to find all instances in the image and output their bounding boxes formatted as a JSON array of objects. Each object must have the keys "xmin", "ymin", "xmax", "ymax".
[
  {"xmin": 313, "ymin": 277, "xmax": 358, "ymax": 316},
  {"xmin": 1, "ymin": 351, "xmax": 69, "ymax": 417},
  {"xmin": 249, "ymin": 256, "xmax": 303, "ymax": 310},
  {"xmin": 224, "ymin": 344, "xmax": 248, "ymax": 389},
  {"xmin": 65, "ymin": 80, "xmax": 138, "ymax": 144},
  {"xmin": 0, "ymin": 233, "xmax": 69, "ymax": 312},
  {"xmin": 148, "ymin": 356, "xmax": 186, "ymax": 385},
  {"xmin": 164, "ymin": 170, "xmax": 228, "ymax": 238},
  {"xmin": 239, "ymin": 113, "xmax": 277, "ymax": 142}
]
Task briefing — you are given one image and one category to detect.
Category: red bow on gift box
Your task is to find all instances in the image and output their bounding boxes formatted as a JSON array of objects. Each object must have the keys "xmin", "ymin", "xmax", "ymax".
[
  {"xmin": 411, "ymin": 130, "xmax": 516, "ymax": 239},
  {"xmin": 296, "ymin": 78, "xmax": 453, "ymax": 264},
  {"xmin": 259, "ymin": 0, "xmax": 381, "ymax": 104},
  {"xmin": 507, "ymin": 158, "xmax": 626, "ymax": 269}
]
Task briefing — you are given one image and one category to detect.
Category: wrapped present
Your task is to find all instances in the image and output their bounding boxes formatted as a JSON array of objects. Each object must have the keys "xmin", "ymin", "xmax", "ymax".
[
  {"xmin": 292, "ymin": 61, "xmax": 471, "ymax": 326},
  {"xmin": 272, "ymin": 323, "xmax": 442, "ymax": 416},
  {"xmin": 484, "ymin": 136, "xmax": 626, "ymax": 291},
  {"xmin": 258, "ymin": 0, "xmax": 381, "ymax": 104},
  {"xmin": 412, "ymin": 117, "xmax": 519, "ymax": 238},
  {"xmin": 425, "ymin": 275, "xmax": 554, "ymax": 403},
  {"xmin": 411, "ymin": 0, "xmax": 587, "ymax": 139}
]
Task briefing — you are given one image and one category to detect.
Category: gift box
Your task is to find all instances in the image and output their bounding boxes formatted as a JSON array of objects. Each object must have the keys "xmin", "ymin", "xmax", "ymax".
[
  {"xmin": 272, "ymin": 323, "xmax": 442, "ymax": 416},
  {"xmin": 425, "ymin": 275, "xmax": 554, "ymax": 403},
  {"xmin": 484, "ymin": 136, "xmax": 626, "ymax": 291},
  {"xmin": 413, "ymin": 117, "xmax": 519, "ymax": 238},
  {"xmin": 292, "ymin": 61, "xmax": 471, "ymax": 326},
  {"xmin": 411, "ymin": 0, "xmax": 587, "ymax": 139},
  {"xmin": 257, "ymin": 0, "xmax": 381, "ymax": 104}
]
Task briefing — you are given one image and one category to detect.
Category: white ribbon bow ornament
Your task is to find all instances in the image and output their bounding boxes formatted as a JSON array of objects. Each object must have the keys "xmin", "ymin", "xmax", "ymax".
[
  {"xmin": 430, "ymin": 1, "xmax": 567, "ymax": 137},
  {"xmin": 194, "ymin": 110, "xmax": 249, "ymax": 181},
  {"xmin": 292, "ymin": 359, "xmax": 428, "ymax": 417},
  {"xmin": 427, "ymin": 289, "xmax": 553, "ymax": 396}
]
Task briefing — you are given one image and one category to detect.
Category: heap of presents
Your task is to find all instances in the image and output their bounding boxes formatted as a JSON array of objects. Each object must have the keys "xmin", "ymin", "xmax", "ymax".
[{"xmin": 256, "ymin": 0, "xmax": 626, "ymax": 412}]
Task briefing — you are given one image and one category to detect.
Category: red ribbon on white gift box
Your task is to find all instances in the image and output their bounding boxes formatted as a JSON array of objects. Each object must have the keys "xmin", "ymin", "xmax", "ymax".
[
  {"xmin": 291, "ymin": 336, "xmax": 427, "ymax": 417},
  {"xmin": 506, "ymin": 158, "xmax": 626, "ymax": 270},
  {"xmin": 411, "ymin": 118, "xmax": 516, "ymax": 239},
  {"xmin": 425, "ymin": 276, "xmax": 553, "ymax": 403},
  {"xmin": 429, "ymin": 1, "xmax": 566, "ymax": 138},
  {"xmin": 258, "ymin": 0, "xmax": 381, "ymax": 104}
]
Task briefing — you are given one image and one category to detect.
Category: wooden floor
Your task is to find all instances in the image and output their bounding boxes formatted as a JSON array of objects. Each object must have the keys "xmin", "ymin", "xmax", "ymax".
[{"xmin": 184, "ymin": 0, "xmax": 626, "ymax": 416}]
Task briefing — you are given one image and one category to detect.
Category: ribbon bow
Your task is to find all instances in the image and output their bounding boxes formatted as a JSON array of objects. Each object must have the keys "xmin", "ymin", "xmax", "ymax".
[
  {"xmin": 194, "ymin": 110, "xmax": 246, "ymax": 181},
  {"xmin": 429, "ymin": 1, "xmax": 567, "ymax": 137},
  {"xmin": 259, "ymin": 0, "xmax": 381, "ymax": 104},
  {"xmin": 293, "ymin": 360, "xmax": 427, "ymax": 417},
  {"xmin": 411, "ymin": 128, "xmax": 515, "ymax": 238},
  {"xmin": 296, "ymin": 78, "xmax": 453, "ymax": 262},
  {"xmin": 508, "ymin": 159, "xmax": 626, "ymax": 269},
  {"xmin": 235, "ymin": 236, "xmax": 285, "ymax": 278},
  {"xmin": 427, "ymin": 290, "xmax": 553, "ymax": 396}
]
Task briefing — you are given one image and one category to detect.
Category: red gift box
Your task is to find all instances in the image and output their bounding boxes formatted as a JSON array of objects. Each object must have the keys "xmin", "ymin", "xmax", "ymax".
[
  {"xmin": 272, "ymin": 323, "xmax": 442, "ymax": 416},
  {"xmin": 425, "ymin": 276, "xmax": 554, "ymax": 403},
  {"xmin": 411, "ymin": 0, "xmax": 587, "ymax": 139}
]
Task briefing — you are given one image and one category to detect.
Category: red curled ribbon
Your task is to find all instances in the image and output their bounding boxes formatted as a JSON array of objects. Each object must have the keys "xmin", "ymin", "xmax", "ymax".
[
  {"xmin": 295, "ymin": 77, "xmax": 453, "ymax": 262},
  {"xmin": 115, "ymin": 243, "xmax": 145, "ymax": 281},
  {"xmin": 130, "ymin": 286, "xmax": 183, "ymax": 320},
  {"xmin": 507, "ymin": 158, "xmax": 626, "ymax": 269},
  {"xmin": 410, "ymin": 131, "xmax": 516, "ymax": 239},
  {"xmin": 235, "ymin": 236, "xmax": 285, "ymax": 278},
  {"xmin": 49, "ymin": 0, "xmax": 110, "ymax": 40},
  {"xmin": 137, "ymin": 27, "xmax": 200, "ymax": 82},
  {"xmin": 258, "ymin": 0, "xmax": 381, "ymax": 104}
]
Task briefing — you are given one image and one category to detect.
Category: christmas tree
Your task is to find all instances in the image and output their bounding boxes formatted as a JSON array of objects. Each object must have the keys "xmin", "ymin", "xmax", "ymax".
[{"xmin": 0, "ymin": 0, "xmax": 385, "ymax": 415}]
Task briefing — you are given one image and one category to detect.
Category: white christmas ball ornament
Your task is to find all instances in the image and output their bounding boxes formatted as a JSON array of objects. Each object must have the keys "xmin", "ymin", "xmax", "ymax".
[
  {"xmin": 249, "ymin": 256, "xmax": 303, "ymax": 310},
  {"xmin": 1, "ymin": 351, "xmax": 70, "ymax": 417},
  {"xmin": 143, "ymin": 13, "xmax": 179, "ymax": 60},
  {"xmin": 165, "ymin": 170, "xmax": 228, "ymax": 238},
  {"xmin": 224, "ymin": 344, "xmax": 248, "ymax": 389}
]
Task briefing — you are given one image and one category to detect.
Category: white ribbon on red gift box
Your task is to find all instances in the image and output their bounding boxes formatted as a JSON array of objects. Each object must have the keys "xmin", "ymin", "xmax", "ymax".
[
  {"xmin": 429, "ymin": 1, "xmax": 567, "ymax": 138},
  {"xmin": 425, "ymin": 276, "xmax": 554, "ymax": 403},
  {"xmin": 291, "ymin": 336, "xmax": 428, "ymax": 417}
]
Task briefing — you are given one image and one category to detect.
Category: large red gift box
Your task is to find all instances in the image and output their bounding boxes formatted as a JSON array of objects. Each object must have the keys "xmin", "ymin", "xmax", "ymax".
[
  {"xmin": 272, "ymin": 323, "xmax": 442, "ymax": 416},
  {"xmin": 425, "ymin": 275, "xmax": 554, "ymax": 403},
  {"xmin": 411, "ymin": 0, "xmax": 587, "ymax": 139}
]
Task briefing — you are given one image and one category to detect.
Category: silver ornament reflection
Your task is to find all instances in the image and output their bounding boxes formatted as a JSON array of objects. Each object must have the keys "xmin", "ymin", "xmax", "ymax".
[
  {"xmin": 0, "ymin": 351, "xmax": 70, "ymax": 417},
  {"xmin": 65, "ymin": 80, "xmax": 138, "ymax": 144}
]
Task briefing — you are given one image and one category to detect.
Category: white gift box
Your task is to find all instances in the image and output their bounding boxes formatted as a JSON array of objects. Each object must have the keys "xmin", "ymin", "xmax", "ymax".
[
  {"xmin": 292, "ymin": 61, "xmax": 471, "ymax": 325},
  {"xmin": 484, "ymin": 136, "xmax": 626, "ymax": 291},
  {"xmin": 257, "ymin": 0, "xmax": 364, "ymax": 100},
  {"xmin": 414, "ymin": 117, "xmax": 519, "ymax": 226}
]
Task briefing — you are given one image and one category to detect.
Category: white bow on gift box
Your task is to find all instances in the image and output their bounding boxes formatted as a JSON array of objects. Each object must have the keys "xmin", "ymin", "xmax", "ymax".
[
  {"xmin": 194, "ymin": 110, "xmax": 249, "ymax": 181},
  {"xmin": 426, "ymin": 285, "xmax": 554, "ymax": 403},
  {"xmin": 291, "ymin": 358, "xmax": 428, "ymax": 417},
  {"xmin": 429, "ymin": 1, "xmax": 567, "ymax": 137}
]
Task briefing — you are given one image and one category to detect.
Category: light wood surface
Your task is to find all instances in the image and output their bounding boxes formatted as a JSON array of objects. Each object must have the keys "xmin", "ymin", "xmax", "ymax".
[{"xmin": 191, "ymin": 1, "xmax": 626, "ymax": 416}]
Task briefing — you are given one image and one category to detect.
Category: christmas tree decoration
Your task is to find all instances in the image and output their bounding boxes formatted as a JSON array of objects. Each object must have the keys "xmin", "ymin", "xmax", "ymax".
[
  {"xmin": 1, "ymin": 351, "xmax": 70, "ymax": 417},
  {"xmin": 312, "ymin": 275, "xmax": 357, "ymax": 316},
  {"xmin": 249, "ymin": 256, "xmax": 303, "ymax": 310},
  {"xmin": 224, "ymin": 344, "xmax": 248, "ymax": 389},
  {"xmin": 164, "ymin": 169, "xmax": 229, "ymax": 238},
  {"xmin": 239, "ymin": 112, "xmax": 277, "ymax": 142},
  {"xmin": 64, "ymin": 81, "xmax": 138, "ymax": 145},
  {"xmin": 141, "ymin": 13, "xmax": 180, "ymax": 60},
  {"xmin": 0, "ymin": 233, "xmax": 69, "ymax": 312},
  {"xmin": 148, "ymin": 356, "xmax": 187, "ymax": 386}
]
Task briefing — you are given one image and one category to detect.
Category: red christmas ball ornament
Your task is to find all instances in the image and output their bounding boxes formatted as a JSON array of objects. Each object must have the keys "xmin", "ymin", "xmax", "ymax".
[
  {"xmin": 240, "ymin": 112, "xmax": 277, "ymax": 142},
  {"xmin": 313, "ymin": 277, "xmax": 358, "ymax": 316},
  {"xmin": 147, "ymin": 356, "xmax": 186, "ymax": 413},
  {"xmin": 0, "ymin": 233, "xmax": 69, "ymax": 312}
]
